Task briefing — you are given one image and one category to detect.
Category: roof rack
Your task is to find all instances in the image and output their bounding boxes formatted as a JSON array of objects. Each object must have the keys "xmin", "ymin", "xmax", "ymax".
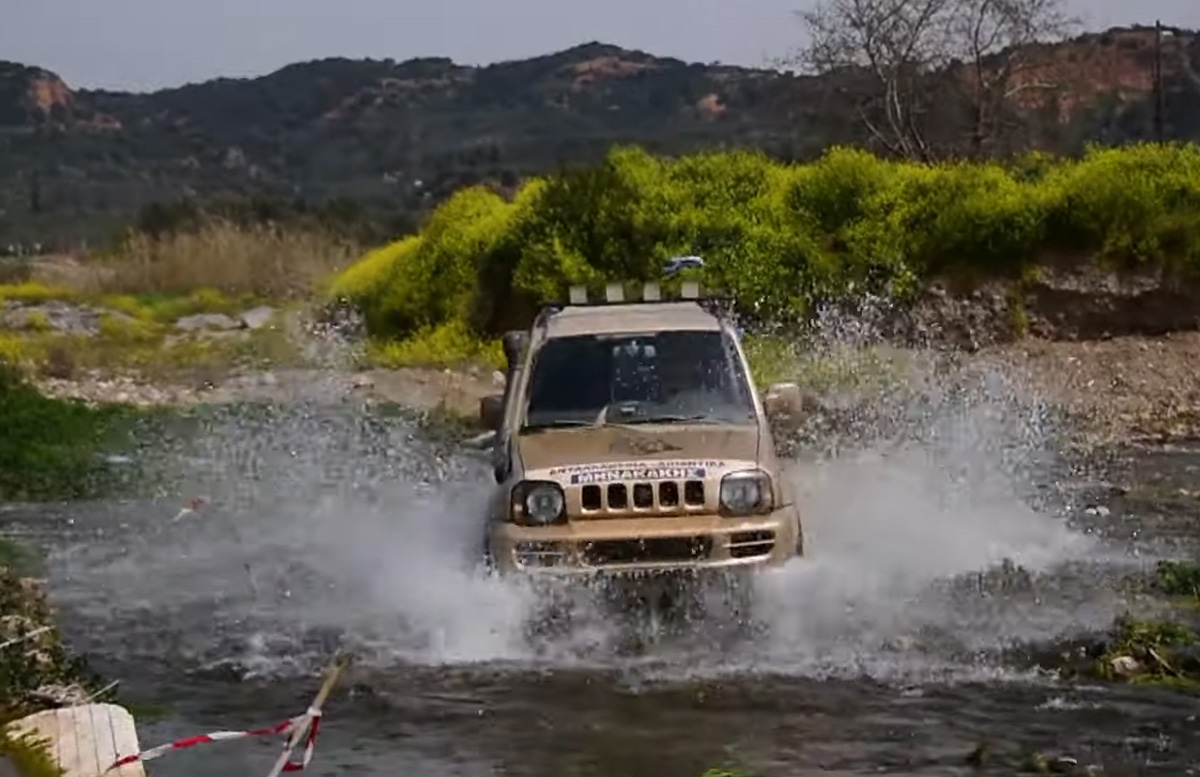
[
  {"xmin": 535, "ymin": 281, "xmax": 738, "ymax": 330},
  {"xmin": 535, "ymin": 256, "xmax": 737, "ymax": 323},
  {"xmin": 563, "ymin": 279, "xmax": 703, "ymax": 306}
]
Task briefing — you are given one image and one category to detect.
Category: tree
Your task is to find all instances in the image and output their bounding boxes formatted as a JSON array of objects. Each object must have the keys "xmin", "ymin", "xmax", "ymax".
[
  {"xmin": 792, "ymin": 0, "xmax": 1076, "ymax": 159},
  {"xmin": 947, "ymin": 0, "xmax": 1078, "ymax": 156}
]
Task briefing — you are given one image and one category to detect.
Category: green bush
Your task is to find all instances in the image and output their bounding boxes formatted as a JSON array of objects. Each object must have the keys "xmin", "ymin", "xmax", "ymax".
[
  {"xmin": 328, "ymin": 141, "xmax": 1200, "ymax": 347},
  {"xmin": 0, "ymin": 363, "xmax": 147, "ymax": 501}
]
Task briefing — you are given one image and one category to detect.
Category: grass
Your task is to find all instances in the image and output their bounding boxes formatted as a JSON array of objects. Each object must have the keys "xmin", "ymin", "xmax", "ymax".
[
  {"xmin": 78, "ymin": 221, "xmax": 362, "ymax": 300},
  {"xmin": 0, "ymin": 362, "xmax": 161, "ymax": 501},
  {"xmin": 1093, "ymin": 614, "xmax": 1199, "ymax": 689},
  {"xmin": 1155, "ymin": 560, "xmax": 1200, "ymax": 603},
  {"xmin": 363, "ymin": 321, "xmax": 505, "ymax": 371},
  {"xmin": 0, "ymin": 281, "xmax": 264, "ymax": 323},
  {"xmin": 0, "ymin": 323, "xmax": 306, "ymax": 386},
  {"xmin": 0, "ymin": 550, "xmax": 112, "ymax": 777},
  {"xmin": 0, "ymin": 538, "xmax": 40, "ymax": 578},
  {"xmin": 0, "ymin": 725, "xmax": 60, "ymax": 777},
  {"xmin": 0, "ymin": 283, "xmax": 77, "ymax": 306},
  {"xmin": 0, "ymin": 220, "xmax": 364, "ymax": 380}
]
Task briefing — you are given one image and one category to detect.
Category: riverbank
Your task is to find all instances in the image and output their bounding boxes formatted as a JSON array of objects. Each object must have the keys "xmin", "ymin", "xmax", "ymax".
[
  {"xmin": 5, "ymin": 289, "xmax": 1200, "ymax": 448},
  {"xmin": 0, "ymin": 538, "xmax": 111, "ymax": 776}
]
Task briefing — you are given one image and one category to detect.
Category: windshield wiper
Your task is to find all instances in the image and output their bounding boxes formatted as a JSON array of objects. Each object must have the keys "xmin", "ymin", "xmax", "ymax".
[
  {"xmin": 520, "ymin": 419, "xmax": 595, "ymax": 433},
  {"xmin": 615, "ymin": 414, "xmax": 723, "ymax": 425}
]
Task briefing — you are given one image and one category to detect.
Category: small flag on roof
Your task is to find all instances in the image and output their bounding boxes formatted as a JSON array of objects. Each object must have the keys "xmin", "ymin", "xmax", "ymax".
[{"xmin": 662, "ymin": 255, "xmax": 705, "ymax": 277}]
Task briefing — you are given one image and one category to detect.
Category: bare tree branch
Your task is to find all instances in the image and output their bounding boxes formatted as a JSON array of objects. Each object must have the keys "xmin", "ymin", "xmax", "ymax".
[{"xmin": 792, "ymin": 0, "xmax": 1078, "ymax": 159}]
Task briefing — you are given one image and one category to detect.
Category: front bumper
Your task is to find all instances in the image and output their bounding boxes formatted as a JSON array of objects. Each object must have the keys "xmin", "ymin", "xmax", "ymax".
[{"xmin": 487, "ymin": 509, "xmax": 801, "ymax": 577}]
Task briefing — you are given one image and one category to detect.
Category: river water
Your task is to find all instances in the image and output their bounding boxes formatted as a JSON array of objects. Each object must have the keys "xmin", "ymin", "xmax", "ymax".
[{"xmin": 3, "ymin": 379, "xmax": 1200, "ymax": 776}]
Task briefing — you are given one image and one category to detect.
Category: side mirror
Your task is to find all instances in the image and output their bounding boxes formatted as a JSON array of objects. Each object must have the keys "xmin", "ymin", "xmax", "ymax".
[
  {"xmin": 762, "ymin": 382, "xmax": 804, "ymax": 423},
  {"xmin": 479, "ymin": 393, "xmax": 505, "ymax": 430},
  {"xmin": 502, "ymin": 330, "xmax": 527, "ymax": 372}
]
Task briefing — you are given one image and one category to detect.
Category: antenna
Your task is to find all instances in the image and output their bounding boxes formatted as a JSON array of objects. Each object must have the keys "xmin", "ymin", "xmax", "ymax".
[{"xmin": 1153, "ymin": 19, "xmax": 1165, "ymax": 143}]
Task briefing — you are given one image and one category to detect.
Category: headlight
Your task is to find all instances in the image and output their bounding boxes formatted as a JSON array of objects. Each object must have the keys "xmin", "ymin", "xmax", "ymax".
[
  {"xmin": 719, "ymin": 470, "xmax": 774, "ymax": 516},
  {"xmin": 510, "ymin": 481, "xmax": 566, "ymax": 526}
]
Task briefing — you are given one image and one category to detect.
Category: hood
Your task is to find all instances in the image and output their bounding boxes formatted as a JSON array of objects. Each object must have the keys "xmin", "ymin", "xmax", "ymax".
[{"xmin": 516, "ymin": 424, "xmax": 761, "ymax": 473}]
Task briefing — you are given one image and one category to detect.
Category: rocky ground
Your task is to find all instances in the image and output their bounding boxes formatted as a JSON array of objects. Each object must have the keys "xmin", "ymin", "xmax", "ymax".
[
  {"xmin": 3, "ymin": 282, "xmax": 1200, "ymax": 445},
  {"xmin": 978, "ymin": 332, "xmax": 1200, "ymax": 444}
]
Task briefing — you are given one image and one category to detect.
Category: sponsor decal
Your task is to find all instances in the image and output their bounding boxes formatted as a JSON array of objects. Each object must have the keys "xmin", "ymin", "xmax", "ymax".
[
  {"xmin": 546, "ymin": 459, "xmax": 725, "ymax": 484},
  {"xmin": 570, "ymin": 466, "xmax": 706, "ymax": 485},
  {"xmin": 610, "ymin": 434, "xmax": 683, "ymax": 455}
]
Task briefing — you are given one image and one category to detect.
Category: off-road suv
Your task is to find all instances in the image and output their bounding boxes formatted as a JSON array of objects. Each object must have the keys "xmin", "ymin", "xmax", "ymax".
[{"xmin": 477, "ymin": 281, "xmax": 805, "ymax": 578}]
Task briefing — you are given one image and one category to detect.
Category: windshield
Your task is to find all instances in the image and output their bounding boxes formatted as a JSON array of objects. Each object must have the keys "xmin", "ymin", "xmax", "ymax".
[{"xmin": 521, "ymin": 329, "xmax": 758, "ymax": 430}]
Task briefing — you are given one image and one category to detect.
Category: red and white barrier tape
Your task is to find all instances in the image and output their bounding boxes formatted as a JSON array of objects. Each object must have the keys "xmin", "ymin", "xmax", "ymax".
[{"xmin": 106, "ymin": 707, "xmax": 322, "ymax": 773}]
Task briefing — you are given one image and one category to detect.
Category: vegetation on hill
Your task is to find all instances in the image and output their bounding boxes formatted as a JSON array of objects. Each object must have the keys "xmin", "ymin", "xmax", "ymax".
[
  {"xmin": 0, "ymin": 25, "xmax": 1197, "ymax": 248},
  {"xmin": 328, "ymin": 141, "xmax": 1200, "ymax": 359}
]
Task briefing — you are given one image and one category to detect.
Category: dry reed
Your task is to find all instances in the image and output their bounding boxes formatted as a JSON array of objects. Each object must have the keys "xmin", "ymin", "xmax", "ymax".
[{"xmin": 88, "ymin": 221, "xmax": 362, "ymax": 298}]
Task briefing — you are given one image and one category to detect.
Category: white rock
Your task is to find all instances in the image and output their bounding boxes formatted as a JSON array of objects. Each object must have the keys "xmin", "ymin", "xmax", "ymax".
[
  {"xmin": 238, "ymin": 306, "xmax": 277, "ymax": 330},
  {"xmin": 175, "ymin": 313, "xmax": 239, "ymax": 331}
]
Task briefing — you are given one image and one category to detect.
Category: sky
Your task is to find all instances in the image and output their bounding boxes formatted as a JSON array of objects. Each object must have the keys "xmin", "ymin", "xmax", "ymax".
[{"xmin": 4, "ymin": 0, "xmax": 1199, "ymax": 92}]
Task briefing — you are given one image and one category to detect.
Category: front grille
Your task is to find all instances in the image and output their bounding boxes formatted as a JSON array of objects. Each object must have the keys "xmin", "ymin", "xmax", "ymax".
[
  {"xmin": 727, "ymin": 530, "xmax": 775, "ymax": 559},
  {"xmin": 582, "ymin": 536, "xmax": 712, "ymax": 565},
  {"xmin": 579, "ymin": 479, "xmax": 706, "ymax": 515},
  {"xmin": 513, "ymin": 541, "xmax": 566, "ymax": 567}
]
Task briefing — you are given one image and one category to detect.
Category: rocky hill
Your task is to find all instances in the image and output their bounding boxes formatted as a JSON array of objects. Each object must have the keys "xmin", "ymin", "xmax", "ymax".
[{"xmin": 0, "ymin": 26, "xmax": 1197, "ymax": 248}]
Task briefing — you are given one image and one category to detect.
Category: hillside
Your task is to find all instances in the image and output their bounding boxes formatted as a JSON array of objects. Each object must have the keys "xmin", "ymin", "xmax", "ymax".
[{"xmin": 1, "ymin": 26, "xmax": 1198, "ymax": 248}]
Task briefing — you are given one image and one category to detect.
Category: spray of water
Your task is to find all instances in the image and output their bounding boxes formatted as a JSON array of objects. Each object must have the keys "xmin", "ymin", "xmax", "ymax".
[{"xmin": 43, "ymin": 299, "xmax": 1142, "ymax": 685}]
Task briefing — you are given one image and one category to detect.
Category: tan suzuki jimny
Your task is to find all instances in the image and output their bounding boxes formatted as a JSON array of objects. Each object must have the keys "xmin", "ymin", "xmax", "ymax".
[{"xmin": 477, "ymin": 279, "xmax": 806, "ymax": 579}]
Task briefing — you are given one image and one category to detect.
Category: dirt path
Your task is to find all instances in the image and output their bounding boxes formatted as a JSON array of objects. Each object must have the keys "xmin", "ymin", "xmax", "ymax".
[{"xmin": 979, "ymin": 332, "xmax": 1200, "ymax": 443}]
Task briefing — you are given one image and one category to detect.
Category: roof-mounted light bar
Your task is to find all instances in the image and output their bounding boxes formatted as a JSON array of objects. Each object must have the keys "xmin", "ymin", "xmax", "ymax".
[
  {"xmin": 561, "ymin": 281, "xmax": 708, "ymax": 305},
  {"xmin": 558, "ymin": 254, "xmax": 709, "ymax": 306}
]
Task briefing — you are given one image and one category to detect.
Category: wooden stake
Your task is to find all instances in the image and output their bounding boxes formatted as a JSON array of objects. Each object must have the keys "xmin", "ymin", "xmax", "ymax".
[{"xmin": 263, "ymin": 651, "xmax": 349, "ymax": 777}]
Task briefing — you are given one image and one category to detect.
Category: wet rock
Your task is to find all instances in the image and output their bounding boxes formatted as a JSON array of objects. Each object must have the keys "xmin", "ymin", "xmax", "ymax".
[
  {"xmin": 965, "ymin": 742, "xmax": 990, "ymax": 767},
  {"xmin": 883, "ymin": 634, "xmax": 920, "ymax": 652},
  {"xmin": 1021, "ymin": 752, "xmax": 1088, "ymax": 775},
  {"xmin": 26, "ymin": 683, "xmax": 91, "ymax": 708},
  {"xmin": 1109, "ymin": 655, "xmax": 1142, "ymax": 677},
  {"xmin": 238, "ymin": 305, "xmax": 277, "ymax": 330},
  {"xmin": 175, "ymin": 312, "xmax": 240, "ymax": 331}
]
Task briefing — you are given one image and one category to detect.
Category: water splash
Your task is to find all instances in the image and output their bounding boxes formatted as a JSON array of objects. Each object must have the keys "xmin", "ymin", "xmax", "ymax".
[
  {"xmin": 735, "ymin": 300, "xmax": 1130, "ymax": 681},
  {"xmin": 36, "ymin": 300, "xmax": 1140, "ymax": 684}
]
